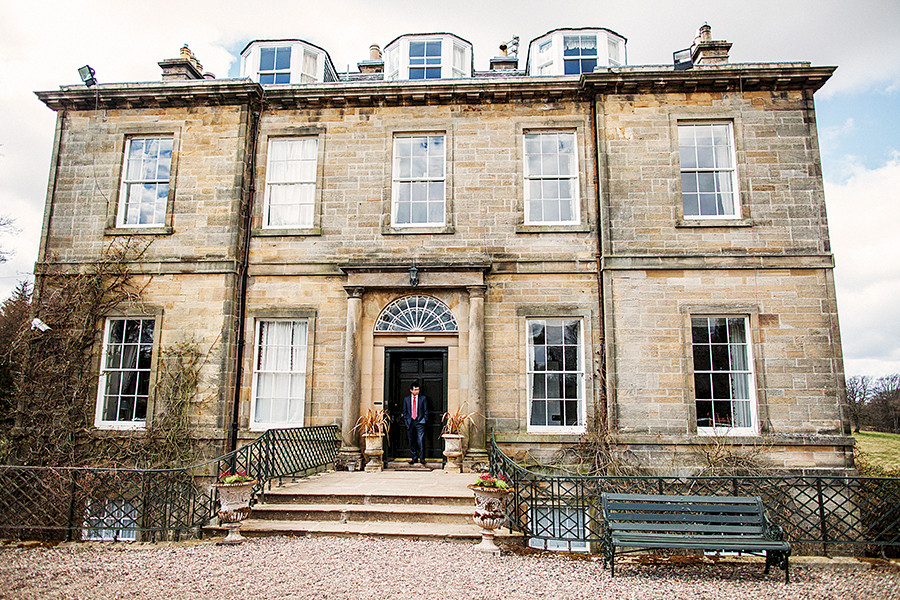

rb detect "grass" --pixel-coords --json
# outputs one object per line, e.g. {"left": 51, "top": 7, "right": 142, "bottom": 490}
{"left": 853, "top": 430, "right": 900, "bottom": 473}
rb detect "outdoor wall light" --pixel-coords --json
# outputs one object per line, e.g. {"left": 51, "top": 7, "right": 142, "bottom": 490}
{"left": 408, "top": 265, "right": 419, "bottom": 287}
{"left": 78, "top": 65, "right": 97, "bottom": 87}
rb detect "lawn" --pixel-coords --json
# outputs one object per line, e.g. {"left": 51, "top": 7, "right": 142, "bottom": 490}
{"left": 853, "top": 430, "right": 900, "bottom": 471}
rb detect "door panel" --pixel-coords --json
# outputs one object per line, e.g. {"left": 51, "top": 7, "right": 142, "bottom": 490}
{"left": 385, "top": 349, "right": 448, "bottom": 461}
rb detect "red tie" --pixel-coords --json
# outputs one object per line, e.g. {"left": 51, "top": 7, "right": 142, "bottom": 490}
{"left": 412, "top": 396, "right": 417, "bottom": 420}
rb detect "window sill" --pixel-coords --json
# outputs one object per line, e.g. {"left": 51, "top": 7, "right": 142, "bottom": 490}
{"left": 382, "top": 225, "right": 455, "bottom": 235}
{"left": 252, "top": 227, "right": 322, "bottom": 237}
{"left": 516, "top": 223, "right": 590, "bottom": 234}
{"left": 676, "top": 219, "right": 752, "bottom": 228}
{"left": 93, "top": 422, "right": 147, "bottom": 432}
{"left": 105, "top": 226, "right": 173, "bottom": 236}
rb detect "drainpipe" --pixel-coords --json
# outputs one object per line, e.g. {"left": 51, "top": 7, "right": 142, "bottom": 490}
{"left": 589, "top": 89, "right": 609, "bottom": 435}
{"left": 228, "top": 105, "right": 262, "bottom": 453}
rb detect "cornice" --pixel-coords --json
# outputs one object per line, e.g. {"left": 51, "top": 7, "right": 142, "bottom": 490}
{"left": 34, "top": 62, "right": 836, "bottom": 112}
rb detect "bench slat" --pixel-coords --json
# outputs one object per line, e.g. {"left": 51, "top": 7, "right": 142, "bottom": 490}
{"left": 604, "top": 493, "right": 759, "bottom": 504}
{"left": 609, "top": 522, "right": 764, "bottom": 535}
{"left": 608, "top": 512, "right": 762, "bottom": 525}
{"left": 606, "top": 501, "right": 761, "bottom": 514}
{"left": 610, "top": 533, "right": 789, "bottom": 551}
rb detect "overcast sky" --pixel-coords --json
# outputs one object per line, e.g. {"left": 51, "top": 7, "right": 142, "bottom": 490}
{"left": 1, "top": 0, "right": 898, "bottom": 377}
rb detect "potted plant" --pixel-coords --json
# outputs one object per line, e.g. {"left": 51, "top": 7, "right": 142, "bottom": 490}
{"left": 212, "top": 469, "right": 257, "bottom": 545}
{"left": 355, "top": 408, "right": 390, "bottom": 472}
{"left": 441, "top": 406, "right": 472, "bottom": 472}
{"left": 467, "top": 473, "right": 511, "bottom": 554}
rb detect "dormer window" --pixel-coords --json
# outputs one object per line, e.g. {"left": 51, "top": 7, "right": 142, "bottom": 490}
{"left": 527, "top": 28, "right": 626, "bottom": 76}
{"left": 409, "top": 40, "right": 442, "bottom": 79}
{"left": 259, "top": 46, "right": 291, "bottom": 84}
{"left": 563, "top": 35, "right": 598, "bottom": 74}
{"left": 384, "top": 33, "right": 472, "bottom": 80}
{"left": 241, "top": 39, "right": 338, "bottom": 84}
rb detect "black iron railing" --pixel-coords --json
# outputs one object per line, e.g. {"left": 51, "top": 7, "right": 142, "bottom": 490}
{"left": 0, "top": 425, "right": 340, "bottom": 542}
{"left": 489, "top": 438, "right": 900, "bottom": 553}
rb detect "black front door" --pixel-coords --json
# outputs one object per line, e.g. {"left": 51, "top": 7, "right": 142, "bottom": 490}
{"left": 385, "top": 348, "right": 448, "bottom": 461}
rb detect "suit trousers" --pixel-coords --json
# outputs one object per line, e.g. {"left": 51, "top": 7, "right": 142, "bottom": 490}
{"left": 406, "top": 420, "right": 426, "bottom": 462}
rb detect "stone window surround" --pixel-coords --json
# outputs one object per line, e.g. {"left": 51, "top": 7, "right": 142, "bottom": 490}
{"left": 382, "top": 123, "right": 455, "bottom": 235}
{"left": 668, "top": 111, "right": 752, "bottom": 228}
{"left": 104, "top": 126, "right": 181, "bottom": 237}
{"left": 515, "top": 119, "right": 592, "bottom": 234}
{"left": 245, "top": 307, "right": 318, "bottom": 431}
{"left": 678, "top": 303, "right": 767, "bottom": 436}
{"left": 517, "top": 304, "right": 595, "bottom": 435}
{"left": 93, "top": 306, "right": 164, "bottom": 431}
{"left": 252, "top": 125, "right": 327, "bottom": 237}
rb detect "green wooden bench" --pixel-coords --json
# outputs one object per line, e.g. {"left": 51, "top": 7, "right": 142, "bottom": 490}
{"left": 601, "top": 492, "right": 791, "bottom": 582}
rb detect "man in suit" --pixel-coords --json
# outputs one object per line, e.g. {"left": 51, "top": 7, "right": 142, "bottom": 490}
{"left": 402, "top": 382, "right": 428, "bottom": 466}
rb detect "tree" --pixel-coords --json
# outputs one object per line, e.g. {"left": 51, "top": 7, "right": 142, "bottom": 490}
{"left": 0, "top": 281, "right": 31, "bottom": 457}
{"left": 845, "top": 375, "right": 872, "bottom": 434}
{"left": 0, "top": 216, "right": 15, "bottom": 264}
{"left": 869, "top": 374, "right": 900, "bottom": 434}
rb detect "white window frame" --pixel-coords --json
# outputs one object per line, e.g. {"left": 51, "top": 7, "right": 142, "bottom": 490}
{"left": 678, "top": 122, "right": 740, "bottom": 219}
{"left": 95, "top": 317, "right": 155, "bottom": 430}
{"left": 249, "top": 319, "right": 309, "bottom": 431}
{"left": 300, "top": 50, "right": 318, "bottom": 83}
{"left": 690, "top": 315, "right": 757, "bottom": 436}
{"left": 116, "top": 137, "right": 173, "bottom": 228}
{"left": 451, "top": 43, "right": 468, "bottom": 78}
{"left": 526, "top": 317, "right": 586, "bottom": 434}
{"left": 562, "top": 34, "right": 599, "bottom": 75}
{"left": 408, "top": 39, "right": 442, "bottom": 80}
{"left": 528, "top": 505, "right": 588, "bottom": 552}
{"left": 83, "top": 497, "right": 138, "bottom": 542}
{"left": 524, "top": 131, "right": 580, "bottom": 225}
{"left": 263, "top": 137, "right": 319, "bottom": 229}
{"left": 390, "top": 134, "right": 446, "bottom": 228}
{"left": 258, "top": 45, "right": 292, "bottom": 84}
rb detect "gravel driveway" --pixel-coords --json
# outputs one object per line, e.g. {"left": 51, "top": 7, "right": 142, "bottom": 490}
{"left": 1, "top": 536, "right": 898, "bottom": 600}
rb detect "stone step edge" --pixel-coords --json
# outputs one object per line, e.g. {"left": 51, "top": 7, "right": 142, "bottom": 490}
{"left": 252, "top": 503, "right": 474, "bottom": 515}
{"left": 259, "top": 493, "right": 475, "bottom": 505}
{"left": 206, "top": 519, "right": 523, "bottom": 539}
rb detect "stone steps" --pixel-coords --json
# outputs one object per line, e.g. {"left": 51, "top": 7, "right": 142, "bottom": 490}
{"left": 205, "top": 469, "right": 523, "bottom": 544}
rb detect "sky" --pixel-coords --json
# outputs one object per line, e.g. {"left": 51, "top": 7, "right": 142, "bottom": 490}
{"left": 0, "top": 0, "right": 898, "bottom": 377}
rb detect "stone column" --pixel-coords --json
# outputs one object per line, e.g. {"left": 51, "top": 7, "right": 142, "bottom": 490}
{"left": 466, "top": 285, "right": 488, "bottom": 465}
{"left": 339, "top": 286, "right": 364, "bottom": 465}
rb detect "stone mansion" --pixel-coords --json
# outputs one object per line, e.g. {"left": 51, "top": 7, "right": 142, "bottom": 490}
{"left": 33, "top": 24, "right": 852, "bottom": 473}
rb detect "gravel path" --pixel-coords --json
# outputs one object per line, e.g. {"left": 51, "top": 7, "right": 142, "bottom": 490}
{"left": 1, "top": 536, "right": 898, "bottom": 600}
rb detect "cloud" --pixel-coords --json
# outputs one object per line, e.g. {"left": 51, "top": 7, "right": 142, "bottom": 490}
{"left": 826, "top": 155, "right": 900, "bottom": 376}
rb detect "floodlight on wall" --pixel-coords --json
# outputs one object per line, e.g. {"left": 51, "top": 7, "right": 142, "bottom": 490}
{"left": 673, "top": 49, "right": 693, "bottom": 71}
{"left": 408, "top": 265, "right": 419, "bottom": 287}
{"left": 78, "top": 65, "right": 97, "bottom": 87}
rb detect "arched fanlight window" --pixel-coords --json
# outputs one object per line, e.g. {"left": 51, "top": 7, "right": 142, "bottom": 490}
{"left": 375, "top": 295, "right": 458, "bottom": 332}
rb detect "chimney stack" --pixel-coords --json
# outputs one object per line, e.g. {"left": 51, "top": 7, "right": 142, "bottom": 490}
{"left": 490, "top": 42, "right": 518, "bottom": 71}
{"left": 358, "top": 43, "right": 384, "bottom": 74}
{"left": 690, "top": 23, "right": 732, "bottom": 65}
{"left": 159, "top": 44, "right": 205, "bottom": 80}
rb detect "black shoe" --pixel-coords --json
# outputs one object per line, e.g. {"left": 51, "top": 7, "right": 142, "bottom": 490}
{"left": 419, "top": 460, "right": 427, "bottom": 466}
{"left": 409, "top": 459, "right": 416, "bottom": 465}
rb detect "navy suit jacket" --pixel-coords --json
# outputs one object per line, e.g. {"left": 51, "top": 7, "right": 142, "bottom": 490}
{"left": 402, "top": 394, "right": 428, "bottom": 426}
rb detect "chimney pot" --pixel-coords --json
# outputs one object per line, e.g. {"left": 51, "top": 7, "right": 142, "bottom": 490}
{"left": 499, "top": 43, "right": 508, "bottom": 57}
{"left": 369, "top": 44, "right": 382, "bottom": 60}
{"left": 690, "top": 22, "right": 731, "bottom": 65}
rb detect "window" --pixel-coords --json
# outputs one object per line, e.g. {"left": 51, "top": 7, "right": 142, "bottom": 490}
{"left": 537, "top": 40, "right": 553, "bottom": 75}
{"left": 679, "top": 123, "right": 739, "bottom": 218}
{"left": 117, "top": 137, "right": 173, "bottom": 227}
{"left": 251, "top": 320, "right": 308, "bottom": 428}
{"left": 528, "top": 506, "right": 588, "bottom": 552}
{"left": 524, "top": 132, "right": 579, "bottom": 224}
{"left": 608, "top": 38, "right": 622, "bottom": 66}
{"left": 409, "top": 40, "right": 441, "bottom": 79}
{"left": 375, "top": 296, "right": 458, "bottom": 332}
{"left": 563, "top": 35, "right": 597, "bottom": 74}
{"left": 96, "top": 318, "right": 155, "bottom": 429}
{"left": 691, "top": 316, "right": 755, "bottom": 434}
{"left": 259, "top": 46, "right": 291, "bottom": 84}
{"left": 264, "top": 137, "right": 318, "bottom": 228}
{"left": 300, "top": 50, "right": 317, "bottom": 83}
{"left": 83, "top": 498, "right": 138, "bottom": 541}
{"left": 391, "top": 135, "right": 445, "bottom": 227}
{"left": 452, "top": 44, "right": 467, "bottom": 78}
{"left": 528, "top": 318, "right": 584, "bottom": 431}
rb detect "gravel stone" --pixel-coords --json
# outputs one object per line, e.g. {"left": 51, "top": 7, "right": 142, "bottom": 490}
{"left": 0, "top": 536, "right": 898, "bottom": 600}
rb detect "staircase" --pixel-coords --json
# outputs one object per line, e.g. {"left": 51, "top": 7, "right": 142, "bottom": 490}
{"left": 207, "top": 469, "right": 523, "bottom": 543}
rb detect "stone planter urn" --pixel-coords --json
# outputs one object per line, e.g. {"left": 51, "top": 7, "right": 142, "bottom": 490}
{"left": 442, "top": 434, "right": 464, "bottom": 472}
{"left": 213, "top": 479, "right": 257, "bottom": 545}
{"left": 362, "top": 433, "right": 384, "bottom": 472}
{"left": 468, "top": 484, "right": 511, "bottom": 554}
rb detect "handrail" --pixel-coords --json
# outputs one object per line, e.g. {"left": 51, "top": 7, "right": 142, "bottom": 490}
{"left": 0, "top": 425, "right": 340, "bottom": 542}
{"left": 489, "top": 436, "right": 900, "bottom": 552}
